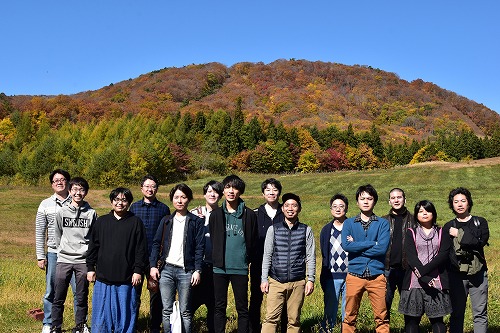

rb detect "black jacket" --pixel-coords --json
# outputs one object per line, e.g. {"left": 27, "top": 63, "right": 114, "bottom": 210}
{"left": 209, "top": 205, "right": 258, "bottom": 270}
{"left": 383, "top": 209, "right": 416, "bottom": 269}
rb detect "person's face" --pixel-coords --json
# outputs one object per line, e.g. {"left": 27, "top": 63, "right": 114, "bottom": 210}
{"left": 263, "top": 184, "right": 280, "bottom": 205}
{"left": 141, "top": 179, "right": 158, "bottom": 201}
{"left": 204, "top": 186, "right": 220, "bottom": 206}
{"left": 330, "top": 199, "right": 347, "bottom": 219}
{"left": 452, "top": 194, "right": 470, "bottom": 216}
{"left": 70, "top": 185, "right": 87, "bottom": 204}
{"left": 357, "top": 191, "right": 376, "bottom": 214}
{"left": 51, "top": 173, "right": 68, "bottom": 195}
{"left": 282, "top": 199, "right": 300, "bottom": 221}
{"left": 417, "top": 206, "right": 433, "bottom": 226}
{"left": 223, "top": 184, "right": 241, "bottom": 203}
{"left": 389, "top": 190, "right": 406, "bottom": 211}
{"left": 172, "top": 189, "right": 190, "bottom": 212}
{"left": 112, "top": 193, "right": 130, "bottom": 214}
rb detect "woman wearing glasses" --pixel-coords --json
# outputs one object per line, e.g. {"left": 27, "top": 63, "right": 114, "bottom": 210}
{"left": 86, "top": 187, "right": 148, "bottom": 333}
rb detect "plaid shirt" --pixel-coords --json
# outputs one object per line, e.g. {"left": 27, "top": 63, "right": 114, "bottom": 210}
{"left": 130, "top": 198, "right": 170, "bottom": 254}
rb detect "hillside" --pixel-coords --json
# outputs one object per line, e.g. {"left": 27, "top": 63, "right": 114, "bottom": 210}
{"left": 2, "top": 59, "right": 499, "bottom": 140}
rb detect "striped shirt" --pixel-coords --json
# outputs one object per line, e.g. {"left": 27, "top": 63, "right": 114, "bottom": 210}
{"left": 35, "top": 194, "right": 72, "bottom": 260}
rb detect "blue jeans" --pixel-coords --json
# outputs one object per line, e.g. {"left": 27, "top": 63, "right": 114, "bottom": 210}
{"left": 159, "top": 264, "right": 193, "bottom": 333}
{"left": 321, "top": 278, "right": 346, "bottom": 331}
{"left": 91, "top": 281, "right": 138, "bottom": 333}
{"left": 43, "top": 252, "right": 76, "bottom": 326}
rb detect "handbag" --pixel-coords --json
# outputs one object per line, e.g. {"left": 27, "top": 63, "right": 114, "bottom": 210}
{"left": 170, "top": 300, "right": 182, "bottom": 333}
{"left": 147, "top": 222, "right": 168, "bottom": 292}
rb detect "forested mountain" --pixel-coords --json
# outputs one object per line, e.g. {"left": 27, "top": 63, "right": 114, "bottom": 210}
{"left": 1, "top": 59, "right": 499, "bottom": 186}
{"left": 2, "top": 59, "right": 499, "bottom": 140}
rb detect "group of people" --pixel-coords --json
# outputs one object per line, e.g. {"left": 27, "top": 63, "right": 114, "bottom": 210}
{"left": 35, "top": 169, "right": 489, "bottom": 333}
{"left": 319, "top": 186, "right": 489, "bottom": 333}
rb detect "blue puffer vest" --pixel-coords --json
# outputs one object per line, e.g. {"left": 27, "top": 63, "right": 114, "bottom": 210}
{"left": 270, "top": 221, "right": 307, "bottom": 283}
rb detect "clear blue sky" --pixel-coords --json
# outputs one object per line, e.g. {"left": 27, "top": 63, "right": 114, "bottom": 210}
{"left": 1, "top": 1, "right": 499, "bottom": 114}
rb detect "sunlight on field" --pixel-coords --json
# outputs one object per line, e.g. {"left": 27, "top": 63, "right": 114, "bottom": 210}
{"left": 1, "top": 162, "right": 499, "bottom": 332}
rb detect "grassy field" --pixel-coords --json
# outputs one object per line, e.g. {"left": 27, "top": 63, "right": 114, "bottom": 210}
{"left": 1, "top": 160, "right": 499, "bottom": 332}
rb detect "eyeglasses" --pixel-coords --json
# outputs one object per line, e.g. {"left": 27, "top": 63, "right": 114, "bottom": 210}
{"left": 331, "top": 205, "right": 346, "bottom": 210}
{"left": 52, "top": 178, "right": 67, "bottom": 184}
{"left": 113, "top": 197, "right": 129, "bottom": 203}
{"left": 142, "top": 185, "right": 157, "bottom": 190}
{"left": 71, "top": 188, "right": 86, "bottom": 194}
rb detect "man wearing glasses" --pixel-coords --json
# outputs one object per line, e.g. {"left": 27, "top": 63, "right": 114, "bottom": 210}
{"left": 130, "top": 175, "right": 171, "bottom": 333}
{"left": 35, "top": 169, "right": 74, "bottom": 333}
{"left": 86, "top": 187, "right": 148, "bottom": 333}
{"left": 319, "top": 193, "right": 349, "bottom": 332}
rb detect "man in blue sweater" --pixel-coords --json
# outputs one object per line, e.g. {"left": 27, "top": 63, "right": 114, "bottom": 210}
{"left": 341, "top": 184, "right": 390, "bottom": 333}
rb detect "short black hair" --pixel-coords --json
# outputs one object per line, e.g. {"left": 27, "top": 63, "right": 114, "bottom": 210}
{"left": 330, "top": 193, "right": 349, "bottom": 213}
{"left": 261, "top": 178, "right": 282, "bottom": 195}
{"left": 69, "top": 177, "right": 89, "bottom": 193}
{"left": 389, "top": 188, "right": 406, "bottom": 199}
{"left": 282, "top": 193, "right": 301, "bottom": 209}
{"left": 203, "top": 180, "right": 223, "bottom": 196}
{"left": 414, "top": 200, "right": 438, "bottom": 226}
{"left": 109, "top": 187, "right": 133, "bottom": 203}
{"left": 222, "top": 174, "right": 246, "bottom": 194}
{"left": 169, "top": 183, "right": 194, "bottom": 202}
{"left": 49, "top": 169, "right": 70, "bottom": 184}
{"left": 448, "top": 187, "right": 473, "bottom": 214}
{"left": 141, "top": 174, "right": 159, "bottom": 187}
{"left": 356, "top": 184, "right": 378, "bottom": 204}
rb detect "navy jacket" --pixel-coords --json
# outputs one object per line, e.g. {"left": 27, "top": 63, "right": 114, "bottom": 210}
{"left": 149, "top": 211, "right": 205, "bottom": 272}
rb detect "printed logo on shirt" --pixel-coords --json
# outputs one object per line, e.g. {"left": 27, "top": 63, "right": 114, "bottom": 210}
{"left": 226, "top": 223, "right": 244, "bottom": 237}
{"left": 63, "top": 217, "right": 91, "bottom": 228}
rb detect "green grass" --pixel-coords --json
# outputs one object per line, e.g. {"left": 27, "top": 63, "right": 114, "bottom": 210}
{"left": 1, "top": 161, "right": 499, "bottom": 332}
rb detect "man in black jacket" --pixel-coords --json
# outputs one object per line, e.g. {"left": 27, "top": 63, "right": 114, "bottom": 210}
{"left": 382, "top": 188, "right": 415, "bottom": 319}
{"left": 209, "top": 175, "right": 258, "bottom": 333}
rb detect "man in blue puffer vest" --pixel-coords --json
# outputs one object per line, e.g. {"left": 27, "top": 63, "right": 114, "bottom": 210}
{"left": 260, "top": 193, "right": 316, "bottom": 333}
{"left": 341, "top": 184, "right": 390, "bottom": 333}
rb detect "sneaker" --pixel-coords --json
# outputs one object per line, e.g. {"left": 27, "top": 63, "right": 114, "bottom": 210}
{"left": 49, "top": 327, "right": 62, "bottom": 333}
{"left": 42, "top": 325, "right": 51, "bottom": 333}
{"left": 72, "top": 323, "right": 90, "bottom": 333}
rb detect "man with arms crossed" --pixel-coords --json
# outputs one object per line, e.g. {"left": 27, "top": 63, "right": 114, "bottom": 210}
{"left": 341, "top": 184, "right": 390, "bottom": 333}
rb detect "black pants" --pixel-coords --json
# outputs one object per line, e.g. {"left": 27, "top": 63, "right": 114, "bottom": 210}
{"left": 213, "top": 273, "right": 249, "bottom": 333}
{"left": 192, "top": 264, "right": 215, "bottom": 333}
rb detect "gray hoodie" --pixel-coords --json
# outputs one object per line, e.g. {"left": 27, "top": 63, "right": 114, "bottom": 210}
{"left": 54, "top": 201, "right": 97, "bottom": 264}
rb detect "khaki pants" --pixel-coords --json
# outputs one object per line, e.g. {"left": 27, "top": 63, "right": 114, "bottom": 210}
{"left": 261, "top": 278, "right": 306, "bottom": 333}
{"left": 342, "top": 274, "right": 389, "bottom": 333}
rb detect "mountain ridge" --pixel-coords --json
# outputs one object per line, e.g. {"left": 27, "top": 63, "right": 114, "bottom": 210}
{"left": 3, "top": 59, "right": 499, "bottom": 140}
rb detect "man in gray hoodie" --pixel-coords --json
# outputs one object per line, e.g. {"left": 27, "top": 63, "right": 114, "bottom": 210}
{"left": 50, "top": 177, "right": 97, "bottom": 333}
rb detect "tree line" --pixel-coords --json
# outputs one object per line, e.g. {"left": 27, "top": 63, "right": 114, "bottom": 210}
{"left": 0, "top": 106, "right": 499, "bottom": 187}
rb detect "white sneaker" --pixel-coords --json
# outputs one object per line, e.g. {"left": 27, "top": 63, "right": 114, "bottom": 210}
{"left": 82, "top": 323, "right": 90, "bottom": 333}
{"left": 42, "top": 325, "right": 51, "bottom": 333}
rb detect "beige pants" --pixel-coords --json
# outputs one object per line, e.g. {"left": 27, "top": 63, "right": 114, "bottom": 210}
{"left": 261, "top": 278, "right": 306, "bottom": 333}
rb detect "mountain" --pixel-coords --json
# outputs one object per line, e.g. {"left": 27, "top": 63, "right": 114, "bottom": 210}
{"left": 3, "top": 59, "right": 499, "bottom": 139}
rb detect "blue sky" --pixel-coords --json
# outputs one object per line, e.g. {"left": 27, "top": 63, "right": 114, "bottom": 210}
{"left": 1, "top": 1, "right": 499, "bottom": 114}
